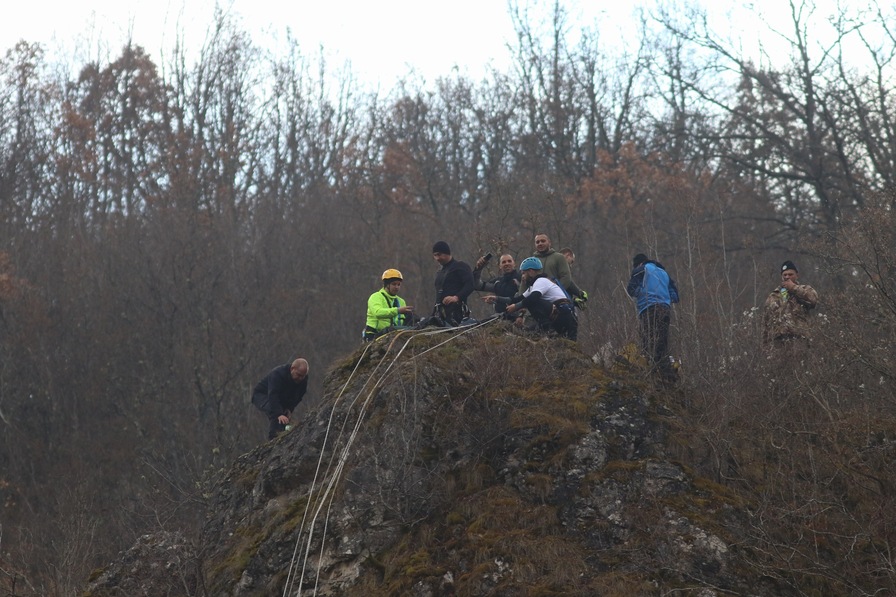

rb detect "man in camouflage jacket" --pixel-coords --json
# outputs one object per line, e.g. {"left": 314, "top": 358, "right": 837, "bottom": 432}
{"left": 762, "top": 260, "right": 818, "bottom": 348}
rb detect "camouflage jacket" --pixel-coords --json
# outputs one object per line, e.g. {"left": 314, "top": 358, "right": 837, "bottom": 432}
{"left": 762, "top": 283, "right": 818, "bottom": 343}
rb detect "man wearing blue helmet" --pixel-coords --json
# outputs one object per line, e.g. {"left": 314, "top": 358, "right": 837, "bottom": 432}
{"left": 520, "top": 233, "right": 588, "bottom": 309}
{"left": 485, "top": 256, "right": 578, "bottom": 340}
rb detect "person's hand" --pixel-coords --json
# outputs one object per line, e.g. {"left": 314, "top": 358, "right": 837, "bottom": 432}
{"left": 442, "top": 295, "right": 458, "bottom": 305}
{"left": 506, "top": 303, "right": 516, "bottom": 314}
{"left": 277, "top": 414, "right": 290, "bottom": 425}
{"left": 399, "top": 305, "right": 414, "bottom": 314}
{"left": 574, "top": 291, "right": 588, "bottom": 309}
{"left": 475, "top": 257, "right": 487, "bottom": 270}
{"left": 483, "top": 295, "right": 497, "bottom": 304}
{"left": 514, "top": 316, "right": 524, "bottom": 328}
{"left": 781, "top": 279, "right": 797, "bottom": 291}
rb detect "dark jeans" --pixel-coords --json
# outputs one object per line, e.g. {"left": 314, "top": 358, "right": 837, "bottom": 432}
{"left": 552, "top": 304, "right": 578, "bottom": 341}
{"left": 253, "top": 392, "right": 287, "bottom": 439}
{"left": 638, "top": 304, "right": 673, "bottom": 378}
{"left": 267, "top": 417, "right": 287, "bottom": 439}
{"left": 530, "top": 302, "right": 578, "bottom": 341}
{"left": 439, "top": 302, "right": 469, "bottom": 325}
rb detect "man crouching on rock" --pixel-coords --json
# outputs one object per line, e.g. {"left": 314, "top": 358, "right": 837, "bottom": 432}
{"left": 485, "top": 257, "right": 578, "bottom": 341}
{"left": 251, "top": 358, "right": 309, "bottom": 440}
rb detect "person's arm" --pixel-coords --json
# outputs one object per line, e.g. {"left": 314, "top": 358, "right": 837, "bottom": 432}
{"left": 504, "top": 280, "right": 537, "bottom": 312}
{"left": 626, "top": 266, "right": 645, "bottom": 297}
{"left": 551, "top": 256, "right": 576, "bottom": 294}
{"left": 471, "top": 257, "right": 488, "bottom": 291}
{"left": 456, "top": 263, "right": 475, "bottom": 302}
{"left": 493, "top": 292, "right": 523, "bottom": 305}
{"left": 554, "top": 256, "right": 583, "bottom": 297}
{"left": 472, "top": 267, "right": 485, "bottom": 291}
{"left": 669, "top": 277, "right": 680, "bottom": 304}
{"left": 792, "top": 284, "right": 817, "bottom": 309}
{"left": 566, "top": 279, "right": 584, "bottom": 298}
{"left": 267, "top": 368, "right": 290, "bottom": 422}
{"left": 280, "top": 374, "right": 310, "bottom": 423}
{"left": 478, "top": 272, "right": 504, "bottom": 293}
{"left": 368, "top": 292, "right": 401, "bottom": 320}
{"left": 518, "top": 290, "right": 545, "bottom": 310}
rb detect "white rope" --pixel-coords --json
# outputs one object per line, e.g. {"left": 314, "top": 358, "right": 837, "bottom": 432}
{"left": 298, "top": 327, "right": 461, "bottom": 595}
{"left": 411, "top": 316, "right": 501, "bottom": 358}
{"left": 281, "top": 340, "right": 374, "bottom": 595}
{"left": 282, "top": 326, "right": 452, "bottom": 596}
{"left": 284, "top": 318, "right": 502, "bottom": 596}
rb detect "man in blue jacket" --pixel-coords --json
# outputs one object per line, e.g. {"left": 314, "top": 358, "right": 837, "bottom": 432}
{"left": 626, "top": 253, "right": 680, "bottom": 381}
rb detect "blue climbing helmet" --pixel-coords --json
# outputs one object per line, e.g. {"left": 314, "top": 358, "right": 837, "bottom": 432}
{"left": 519, "top": 257, "right": 543, "bottom": 271}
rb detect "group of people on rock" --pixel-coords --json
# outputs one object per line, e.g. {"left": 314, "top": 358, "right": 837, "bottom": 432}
{"left": 363, "top": 235, "right": 590, "bottom": 344}
{"left": 362, "top": 235, "right": 819, "bottom": 369}
{"left": 251, "top": 234, "right": 818, "bottom": 439}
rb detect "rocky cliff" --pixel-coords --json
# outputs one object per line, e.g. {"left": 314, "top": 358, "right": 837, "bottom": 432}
{"left": 85, "top": 325, "right": 789, "bottom": 596}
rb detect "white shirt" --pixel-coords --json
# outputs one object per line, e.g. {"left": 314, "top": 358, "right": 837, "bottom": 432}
{"left": 523, "top": 276, "right": 567, "bottom": 303}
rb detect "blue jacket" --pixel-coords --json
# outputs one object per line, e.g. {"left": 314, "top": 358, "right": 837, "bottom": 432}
{"left": 626, "top": 261, "right": 680, "bottom": 314}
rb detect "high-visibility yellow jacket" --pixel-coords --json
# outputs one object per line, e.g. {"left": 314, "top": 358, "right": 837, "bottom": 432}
{"left": 365, "top": 289, "right": 409, "bottom": 335}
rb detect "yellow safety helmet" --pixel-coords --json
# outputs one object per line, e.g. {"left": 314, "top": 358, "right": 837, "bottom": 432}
{"left": 382, "top": 269, "right": 403, "bottom": 282}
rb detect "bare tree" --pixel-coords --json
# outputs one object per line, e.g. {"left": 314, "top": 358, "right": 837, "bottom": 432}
{"left": 653, "top": 0, "right": 896, "bottom": 232}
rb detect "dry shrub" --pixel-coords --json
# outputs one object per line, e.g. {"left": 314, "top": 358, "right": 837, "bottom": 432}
{"left": 670, "top": 191, "right": 896, "bottom": 594}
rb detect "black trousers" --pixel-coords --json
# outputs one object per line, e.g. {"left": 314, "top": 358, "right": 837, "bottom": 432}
{"left": 253, "top": 392, "right": 288, "bottom": 439}
{"left": 531, "top": 303, "right": 578, "bottom": 341}
{"left": 440, "top": 302, "right": 468, "bottom": 325}
{"left": 551, "top": 305, "right": 578, "bottom": 340}
{"left": 638, "top": 304, "right": 673, "bottom": 378}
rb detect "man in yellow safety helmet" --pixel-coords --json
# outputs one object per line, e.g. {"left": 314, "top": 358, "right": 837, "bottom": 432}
{"left": 363, "top": 269, "right": 415, "bottom": 341}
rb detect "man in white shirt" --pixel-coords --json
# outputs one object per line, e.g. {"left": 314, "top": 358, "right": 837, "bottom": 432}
{"left": 485, "top": 257, "right": 578, "bottom": 340}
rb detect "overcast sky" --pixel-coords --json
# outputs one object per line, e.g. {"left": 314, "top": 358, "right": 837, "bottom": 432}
{"left": 2, "top": 0, "right": 588, "bottom": 85}
{"left": 0, "top": 1, "right": 865, "bottom": 87}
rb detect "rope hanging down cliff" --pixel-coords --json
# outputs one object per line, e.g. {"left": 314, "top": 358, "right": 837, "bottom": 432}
{"left": 283, "top": 318, "right": 501, "bottom": 597}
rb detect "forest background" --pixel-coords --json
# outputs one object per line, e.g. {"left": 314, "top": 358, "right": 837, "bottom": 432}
{"left": 1, "top": 1, "right": 896, "bottom": 593}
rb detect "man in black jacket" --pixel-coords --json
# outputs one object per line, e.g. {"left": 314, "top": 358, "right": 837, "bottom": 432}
{"left": 473, "top": 253, "right": 521, "bottom": 318}
{"left": 432, "top": 241, "right": 475, "bottom": 325}
{"left": 251, "top": 358, "right": 309, "bottom": 439}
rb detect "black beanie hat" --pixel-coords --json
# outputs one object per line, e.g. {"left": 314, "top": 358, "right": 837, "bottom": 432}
{"left": 432, "top": 241, "right": 451, "bottom": 255}
{"left": 632, "top": 253, "right": 648, "bottom": 267}
{"left": 781, "top": 260, "right": 798, "bottom": 273}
